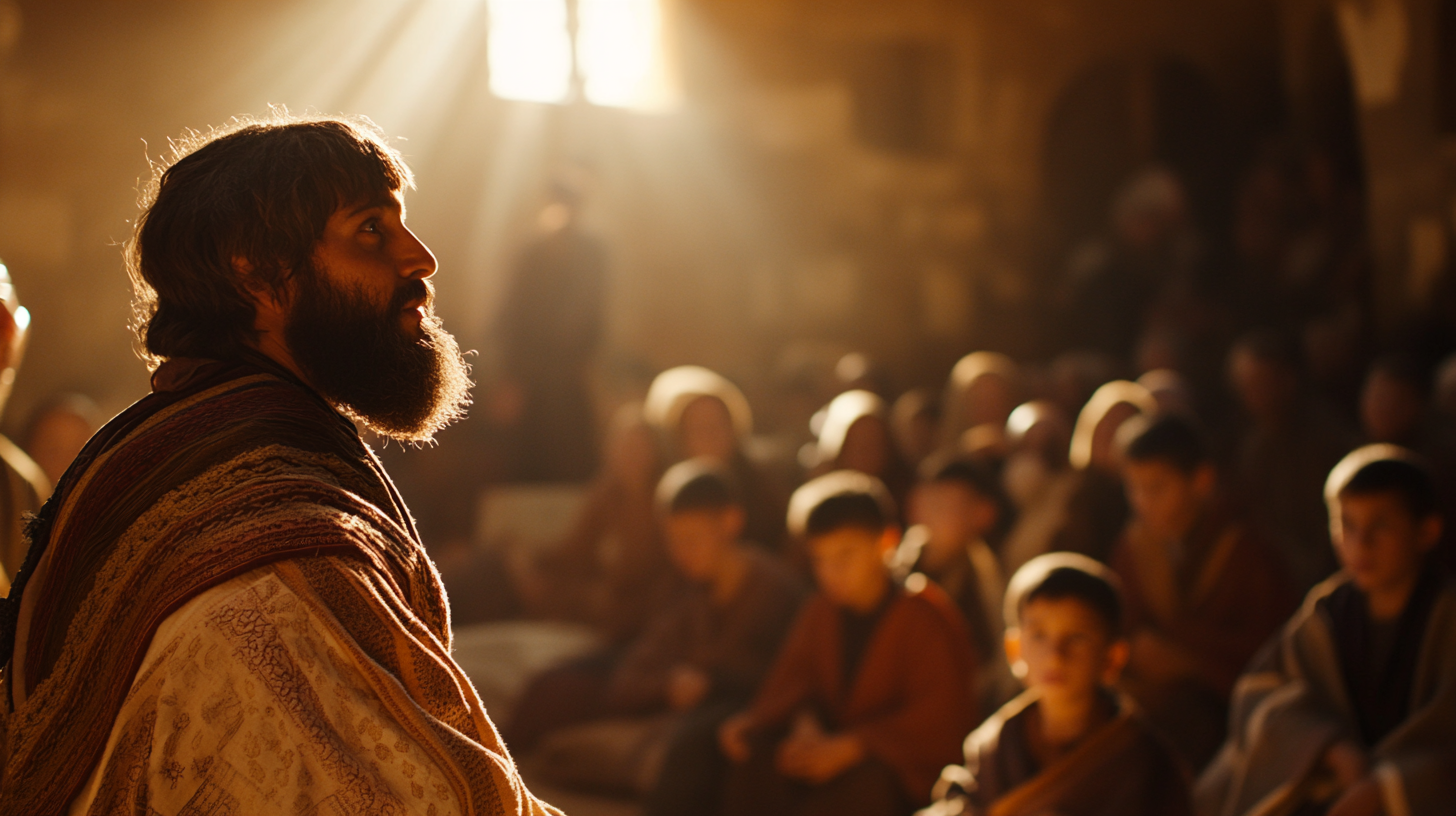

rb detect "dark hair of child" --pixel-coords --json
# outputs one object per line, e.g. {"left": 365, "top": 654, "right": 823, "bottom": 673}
{"left": 919, "top": 450, "right": 1016, "bottom": 543}
{"left": 1329, "top": 448, "right": 1439, "bottom": 521}
{"left": 788, "top": 471, "right": 897, "bottom": 539}
{"left": 1120, "top": 414, "right": 1209, "bottom": 475}
{"left": 1023, "top": 567, "right": 1123, "bottom": 637}
{"left": 656, "top": 458, "right": 743, "bottom": 514}
{"left": 1005, "top": 552, "right": 1125, "bottom": 638}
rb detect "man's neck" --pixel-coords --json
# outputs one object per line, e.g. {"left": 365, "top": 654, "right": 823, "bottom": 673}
{"left": 250, "top": 333, "right": 312, "bottom": 390}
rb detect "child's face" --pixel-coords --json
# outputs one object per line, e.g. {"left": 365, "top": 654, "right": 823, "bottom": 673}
{"left": 1122, "top": 459, "right": 1211, "bottom": 543}
{"left": 679, "top": 396, "right": 738, "bottom": 461}
{"left": 1331, "top": 491, "right": 1440, "bottom": 597}
{"left": 1010, "top": 597, "right": 1124, "bottom": 703}
{"left": 838, "top": 416, "right": 891, "bottom": 476}
{"left": 664, "top": 508, "right": 742, "bottom": 583}
{"left": 808, "top": 526, "right": 894, "bottom": 612}
{"left": 908, "top": 482, "right": 996, "bottom": 567}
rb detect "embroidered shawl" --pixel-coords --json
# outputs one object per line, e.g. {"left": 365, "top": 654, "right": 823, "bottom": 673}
{"left": 0, "top": 358, "right": 553, "bottom": 816}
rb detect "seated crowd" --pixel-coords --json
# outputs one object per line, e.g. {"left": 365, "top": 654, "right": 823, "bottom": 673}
{"left": 497, "top": 342, "right": 1456, "bottom": 816}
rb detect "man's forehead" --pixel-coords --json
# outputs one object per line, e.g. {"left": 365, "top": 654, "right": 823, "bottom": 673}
{"left": 342, "top": 189, "right": 406, "bottom": 217}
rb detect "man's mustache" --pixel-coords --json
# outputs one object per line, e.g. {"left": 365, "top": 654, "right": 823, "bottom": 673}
{"left": 390, "top": 279, "right": 433, "bottom": 313}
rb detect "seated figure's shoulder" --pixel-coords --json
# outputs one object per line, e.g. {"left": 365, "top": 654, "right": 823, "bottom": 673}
{"left": 900, "top": 576, "right": 972, "bottom": 633}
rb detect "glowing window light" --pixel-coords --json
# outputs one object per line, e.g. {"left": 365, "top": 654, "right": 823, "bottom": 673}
{"left": 487, "top": 0, "right": 573, "bottom": 104}
{"left": 576, "top": 0, "right": 674, "bottom": 110}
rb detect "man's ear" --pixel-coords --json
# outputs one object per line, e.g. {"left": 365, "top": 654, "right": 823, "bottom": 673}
{"left": 1004, "top": 628, "right": 1026, "bottom": 679}
{"left": 233, "top": 257, "right": 288, "bottom": 325}
{"left": 1102, "top": 637, "right": 1131, "bottom": 686}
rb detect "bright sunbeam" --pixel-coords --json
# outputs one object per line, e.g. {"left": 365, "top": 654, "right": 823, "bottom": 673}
{"left": 577, "top": 0, "right": 674, "bottom": 110}
{"left": 487, "top": 0, "right": 572, "bottom": 104}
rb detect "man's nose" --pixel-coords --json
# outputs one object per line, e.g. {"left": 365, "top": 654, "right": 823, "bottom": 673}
{"left": 399, "top": 226, "right": 438, "bottom": 280}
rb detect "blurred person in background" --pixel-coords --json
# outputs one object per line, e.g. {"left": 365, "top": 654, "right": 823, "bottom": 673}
{"left": 890, "top": 387, "right": 941, "bottom": 472}
{"left": 0, "top": 262, "right": 50, "bottom": 592}
{"left": 901, "top": 452, "right": 1016, "bottom": 711}
{"left": 940, "top": 352, "right": 1021, "bottom": 453}
{"left": 809, "top": 389, "right": 912, "bottom": 509}
{"left": 495, "top": 176, "right": 606, "bottom": 482}
{"left": 1111, "top": 415, "right": 1294, "bottom": 772}
{"left": 1055, "top": 167, "right": 1202, "bottom": 362}
{"left": 999, "top": 400, "right": 1080, "bottom": 577}
{"left": 719, "top": 472, "right": 977, "bottom": 816}
{"left": 1057, "top": 380, "right": 1158, "bottom": 563}
{"left": 512, "top": 403, "right": 676, "bottom": 643}
{"left": 1226, "top": 329, "right": 1356, "bottom": 591}
{"left": 21, "top": 392, "right": 99, "bottom": 488}
{"left": 1197, "top": 447, "right": 1456, "bottom": 816}
{"left": 625, "top": 460, "right": 804, "bottom": 816}
{"left": 645, "top": 365, "right": 788, "bottom": 552}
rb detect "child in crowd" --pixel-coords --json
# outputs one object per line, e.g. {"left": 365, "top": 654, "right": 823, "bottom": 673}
{"left": 903, "top": 451, "right": 1016, "bottom": 710}
{"left": 718, "top": 471, "right": 978, "bottom": 816}
{"left": 1197, "top": 446, "right": 1456, "bottom": 816}
{"left": 622, "top": 459, "right": 806, "bottom": 816}
{"left": 505, "top": 459, "right": 803, "bottom": 765}
{"left": 1058, "top": 380, "right": 1157, "bottom": 562}
{"left": 644, "top": 365, "right": 789, "bottom": 552}
{"left": 1110, "top": 414, "right": 1294, "bottom": 770}
{"left": 923, "top": 552, "right": 1191, "bottom": 816}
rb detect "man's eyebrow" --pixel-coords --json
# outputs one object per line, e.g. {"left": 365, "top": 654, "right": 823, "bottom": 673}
{"left": 346, "top": 194, "right": 399, "bottom": 217}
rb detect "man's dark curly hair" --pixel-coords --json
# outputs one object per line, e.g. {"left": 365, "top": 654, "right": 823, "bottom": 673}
{"left": 125, "top": 113, "right": 413, "bottom": 368}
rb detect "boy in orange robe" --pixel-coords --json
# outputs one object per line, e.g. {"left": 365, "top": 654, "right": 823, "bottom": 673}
{"left": 719, "top": 471, "right": 979, "bottom": 816}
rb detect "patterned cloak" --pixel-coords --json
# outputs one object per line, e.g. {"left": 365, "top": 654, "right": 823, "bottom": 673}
{"left": 0, "top": 357, "right": 558, "bottom": 816}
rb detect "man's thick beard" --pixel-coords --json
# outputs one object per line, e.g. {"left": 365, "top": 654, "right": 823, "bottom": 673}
{"left": 285, "top": 270, "right": 471, "bottom": 443}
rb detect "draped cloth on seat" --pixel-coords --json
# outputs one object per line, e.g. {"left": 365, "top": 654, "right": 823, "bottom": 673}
{"left": 0, "top": 357, "right": 558, "bottom": 816}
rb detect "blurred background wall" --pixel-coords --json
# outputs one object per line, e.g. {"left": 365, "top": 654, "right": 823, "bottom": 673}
{"left": 0, "top": 0, "right": 1446, "bottom": 485}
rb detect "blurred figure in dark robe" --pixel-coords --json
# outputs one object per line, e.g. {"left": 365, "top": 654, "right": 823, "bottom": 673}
{"left": 1111, "top": 415, "right": 1295, "bottom": 772}
{"left": 1057, "top": 380, "right": 1158, "bottom": 563}
{"left": 1227, "top": 330, "right": 1357, "bottom": 592}
{"left": 21, "top": 393, "right": 99, "bottom": 488}
{"left": 512, "top": 403, "right": 677, "bottom": 643}
{"left": 1360, "top": 354, "right": 1456, "bottom": 568}
{"left": 810, "top": 390, "right": 913, "bottom": 511}
{"left": 0, "top": 263, "right": 49, "bottom": 589}
{"left": 496, "top": 180, "right": 606, "bottom": 482}
{"left": 1054, "top": 168, "right": 1203, "bottom": 362}
{"left": 999, "top": 400, "right": 1079, "bottom": 577}
{"left": 940, "top": 352, "right": 1022, "bottom": 453}
{"left": 890, "top": 388, "right": 941, "bottom": 473}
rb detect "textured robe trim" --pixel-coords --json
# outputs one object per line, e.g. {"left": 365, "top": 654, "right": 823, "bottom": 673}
{"left": 0, "top": 362, "right": 550, "bottom": 816}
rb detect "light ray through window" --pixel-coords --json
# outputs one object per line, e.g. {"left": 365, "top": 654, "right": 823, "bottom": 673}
{"left": 486, "top": 0, "right": 572, "bottom": 104}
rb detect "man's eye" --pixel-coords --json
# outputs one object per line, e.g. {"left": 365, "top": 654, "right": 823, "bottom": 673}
{"left": 362, "top": 219, "right": 382, "bottom": 234}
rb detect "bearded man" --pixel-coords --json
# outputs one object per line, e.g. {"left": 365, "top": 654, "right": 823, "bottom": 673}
{"left": 0, "top": 116, "right": 560, "bottom": 816}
